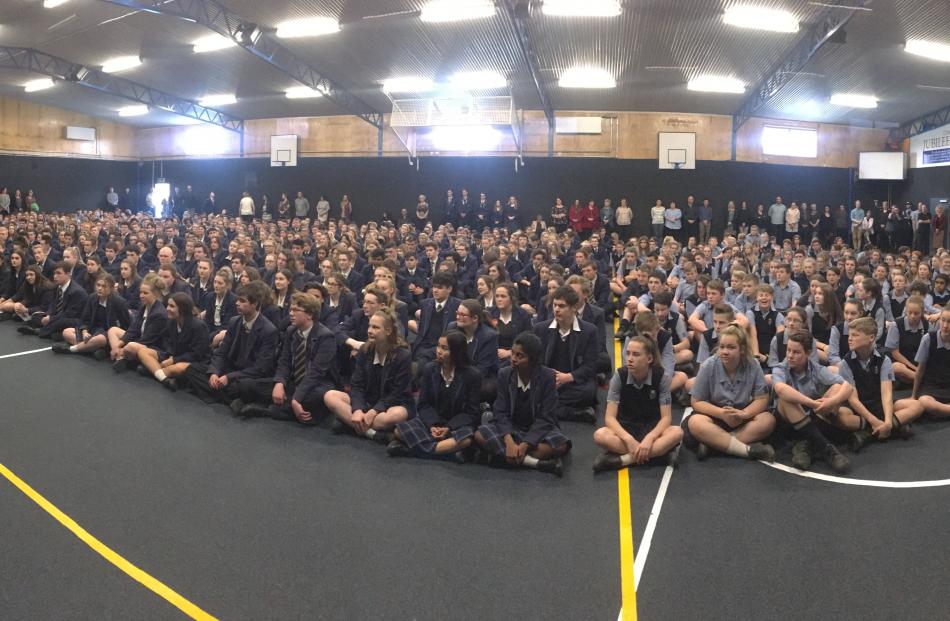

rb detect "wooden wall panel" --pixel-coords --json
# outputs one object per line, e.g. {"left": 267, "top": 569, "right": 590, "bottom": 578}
{"left": 617, "top": 112, "right": 733, "bottom": 160}
{"left": 0, "top": 95, "right": 137, "bottom": 159}
{"left": 735, "top": 117, "right": 888, "bottom": 168}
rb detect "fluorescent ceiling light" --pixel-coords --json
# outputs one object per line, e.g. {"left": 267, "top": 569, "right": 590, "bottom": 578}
{"left": 830, "top": 93, "right": 878, "bottom": 108}
{"left": 275, "top": 17, "right": 340, "bottom": 38}
{"left": 723, "top": 5, "right": 799, "bottom": 33}
{"left": 199, "top": 94, "right": 237, "bottom": 107}
{"left": 449, "top": 70, "right": 507, "bottom": 89}
{"left": 101, "top": 55, "right": 142, "bottom": 73}
{"left": 24, "top": 78, "right": 55, "bottom": 93}
{"left": 382, "top": 76, "right": 435, "bottom": 93}
{"left": 543, "top": 0, "right": 621, "bottom": 17}
{"left": 118, "top": 105, "right": 149, "bottom": 117}
{"left": 558, "top": 67, "right": 615, "bottom": 88}
{"left": 193, "top": 34, "right": 236, "bottom": 54}
{"left": 420, "top": 0, "right": 495, "bottom": 23}
{"left": 687, "top": 75, "right": 746, "bottom": 94}
{"left": 285, "top": 86, "right": 324, "bottom": 99}
{"left": 905, "top": 39, "right": 950, "bottom": 63}
{"left": 43, "top": 0, "right": 70, "bottom": 7}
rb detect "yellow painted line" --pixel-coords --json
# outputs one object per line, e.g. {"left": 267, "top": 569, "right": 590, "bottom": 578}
{"left": 617, "top": 467, "right": 638, "bottom": 621}
{"left": 0, "top": 463, "right": 219, "bottom": 621}
{"left": 614, "top": 317, "right": 622, "bottom": 368}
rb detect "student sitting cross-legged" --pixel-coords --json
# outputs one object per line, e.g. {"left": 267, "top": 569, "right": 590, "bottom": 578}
{"left": 474, "top": 332, "right": 571, "bottom": 477}
{"left": 182, "top": 283, "right": 279, "bottom": 409}
{"left": 387, "top": 330, "right": 482, "bottom": 460}
{"left": 324, "top": 308, "right": 415, "bottom": 443}
{"left": 592, "top": 336, "right": 683, "bottom": 472}
{"left": 912, "top": 306, "right": 950, "bottom": 419}
{"left": 18, "top": 261, "right": 87, "bottom": 339}
{"left": 235, "top": 292, "right": 339, "bottom": 422}
{"left": 108, "top": 273, "right": 167, "bottom": 373}
{"left": 684, "top": 324, "right": 776, "bottom": 462}
{"left": 127, "top": 292, "right": 210, "bottom": 391}
{"left": 53, "top": 273, "right": 129, "bottom": 358}
{"left": 839, "top": 317, "right": 922, "bottom": 452}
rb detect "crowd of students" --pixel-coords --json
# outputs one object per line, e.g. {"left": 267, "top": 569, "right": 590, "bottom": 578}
{"left": 0, "top": 197, "right": 948, "bottom": 478}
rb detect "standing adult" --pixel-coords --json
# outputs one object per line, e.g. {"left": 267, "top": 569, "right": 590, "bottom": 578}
{"left": 663, "top": 201, "right": 682, "bottom": 243}
{"left": 614, "top": 198, "right": 633, "bottom": 242}
{"left": 106, "top": 187, "right": 119, "bottom": 210}
{"left": 698, "top": 198, "right": 712, "bottom": 244}
{"left": 650, "top": 200, "right": 666, "bottom": 243}
{"left": 933, "top": 204, "right": 947, "bottom": 253}
{"left": 239, "top": 191, "right": 255, "bottom": 223}
{"left": 340, "top": 194, "right": 353, "bottom": 224}
{"left": 315, "top": 195, "right": 330, "bottom": 226}
{"left": 0, "top": 188, "right": 9, "bottom": 216}
{"left": 683, "top": 195, "right": 698, "bottom": 243}
{"left": 294, "top": 191, "right": 310, "bottom": 219}
{"left": 915, "top": 203, "right": 932, "bottom": 255}
{"left": 768, "top": 196, "right": 786, "bottom": 242}
{"left": 442, "top": 189, "right": 457, "bottom": 228}
{"left": 203, "top": 192, "right": 217, "bottom": 215}
{"left": 784, "top": 201, "right": 801, "bottom": 241}
{"left": 850, "top": 200, "right": 865, "bottom": 251}
{"left": 551, "top": 198, "right": 568, "bottom": 233}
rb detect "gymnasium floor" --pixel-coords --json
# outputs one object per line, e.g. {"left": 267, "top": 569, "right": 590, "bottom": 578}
{"left": 1, "top": 324, "right": 949, "bottom": 620}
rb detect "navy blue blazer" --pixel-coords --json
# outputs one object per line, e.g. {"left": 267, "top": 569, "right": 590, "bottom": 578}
{"left": 202, "top": 290, "right": 238, "bottom": 333}
{"left": 324, "top": 291, "right": 356, "bottom": 330}
{"left": 3, "top": 267, "right": 25, "bottom": 299}
{"left": 274, "top": 323, "right": 339, "bottom": 402}
{"left": 47, "top": 280, "right": 88, "bottom": 322}
{"left": 77, "top": 293, "right": 130, "bottom": 333}
{"left": 416, "top": 362, "right": 481, "bottom": 430}
{"left": 412, "top": 296, "right": 462, "bottom": 354}
{"left": 190, "top": 278, "right": 213, "bottom": 309}
{"left": 162, "top": 316, "right": 210, "bottom": 364}
{"left": 340, "top": 308, "right": 369, "bottom": 345}
{"left": 122, "top": 299, "right": 167, "bottom": 347}
{"left": 532, "top": 317, "right": 600, "bottom": 387}
{"left": 349, "top": 346, "right": 414, "bottom": 414}
{"left": 445, "top": 321, "right": 499, "bottom": 380}
{"left": 490, "top": 305, "right": 533, "bottom": 340}
{"left": 493, "top": 364, "right": 559, "bottom": 446}
{"left": 118, "top": 277, "right": 141, "bottom": 311}
{"left": 579, "top": 303, "right": 609, "bottom": 354}
{"left": 209, "top": 314, "right": 279, "bottom": 381}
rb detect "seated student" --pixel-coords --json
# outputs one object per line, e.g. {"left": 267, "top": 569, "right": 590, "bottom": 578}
{"left": 803, "top": 282, "right": 842, "bottom": 363}
{"left": 631, "top": 310, "right": 688, "bottom": 393}
{"left": 127, "top": 292, "right": 210, "bottom": 391}
{"left": 474, "top": 332, "right": 570, "bottom": 477}
{"left": 236, "top": 292, "right": 338, "bottom": 422}
{"left": 827, "top": 298, "right": 863, "bottom": 366}
{"left": 840, "top": 317, "right": 922, "bottom": 451}
{"left": 533, "top": 285, "right": 600, "bottom": 424}
{"left": 855, "top": 278, "right": 889, "bottom": 350}
{"left": 772, "top": 331, "right": 853, "bottom": 473}
{"left": 18, "top": 262, "right": 88, "bottom": 339}
{"left": 81, "top": 256, "right": 104, "bottom": 294}
{"left": 107, "top": 274, "right": 167, "bottom": 373}
{"left": 117, "top": 259, "right": 142, "bottom": 312}
{"left": 204, "top": 268, "right": 237, "bottom": 347}
{"left": 771, "top": 262, "right": 802, "bottom": 312}
{"left": 410, "top": 272, "right": 461, "bottom": 370}
{"left": 912, "top": 306, "right": 950, "bottom": 419}
{"left": 0, "top": 250, "right": 26, "bottom": 313}
{"left": 747, "top": 283, "right": 784, "bottom": 369}
{"left": 767, "top": 307, "right": 820, "bottom": 377}
{"left": 694, "top": 303, "right": 735, "bottom": 368}
{"left": 887, "top": 269, "right": 909, "bottom": 321}
{"left": 687, "top": 278, "right": 751, "bottom": 343}
{"left": 446, "top": 299, "right": 499, "bottom": 402}
{"left": 183, "top": 283, "right": 279, "bottom": 408}
{"left": 932, "top": 273, "right": 950, "bottom": 308}
{"left": 592, "top": 336, "right": 683, "bottom": 471}
{"left": 325, "top": 308, "right": 414, "bottom": 443}
{"left": 388, "top": 331, "right": 482, "bottom": 460}
{"left": 684, "top": 324, "right": 775, "bottom": 462}
{"left": 323, "top": 271, "right": 357, "bottom": 330}
{"left": 53, "top": 274, "right": 130, "bottom": 358}
{"left": 270, "top": 268, "right": 295, "bottom": 332}
{"left": 653, "top": 291, "right": 693, "bottom": 367}
{"left": 3, "top": 265, "right": 53, "bottom": 323}
{"left": 491, "top": 282, "right": 533, "bottom": 367}
{"left": 340, "top": 287, "right": 387, "bottom": 357}
{"left": 566, "top": 275, "right": 611, "bottom": 376}
{"left": 886, "top": 295, "right": 928, "bottom": 385}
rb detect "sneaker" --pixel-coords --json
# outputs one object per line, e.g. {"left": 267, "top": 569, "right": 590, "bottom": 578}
{"left": 677, "top": 390, "right": 692, "bottom": 408}
{"left": 666, "top": 449, "right": 680, "bottom": 468}
{"left": 239, "top": 403, "right": 270, "bottom": 418}
{"left": 93, "top": 349, "right": 109, "bottom": 361}
{"left": 51, "top": 343, "right": 71, "bottom": 354}
{"left": 791, "top": 440, "right": 812, "bottom": 470}
{"left": 456, "top": 445, "right": 477, "bottom": 464}
{"left": 386, "top": 440, "right": 411, "bottom": 458}
{"left": 536, "top": 457, "right": 564, "bottom": 477}
{"left": 229, "top": 398, "right": 246, "bottom": 416}
{"left": 17, "top": 325, "right": 38, "bottom": 336}
{"left": 136, "top": 364, "right": 149, "bottom": 377}
{"left": 825, "top": 445, "right": 850, "bottom": 474}
{"left": 592, "top": 452, "right": 623, "bottom": 473}
{"left": 850, "top": 428, "right": 873, "bottom": 453}
{"left": 161, "top": 378, "right": 177, "bottom": 392}
{"left": 481, "top": 410, "right": 494, "bottom": 425}
{"left": 893, "top": 423, "right": 915, "bottom": 440}
{"left": 574, "top": 406, "right": 597, "bottom": 425}
{"left": 747, "top": 443, "right": 775, "bottom": 462}
{"left": 112, "top": 359, "right": 131, "bottom": 373}
{"left": 696, "top": 442, "right": 710, "bottom": 461}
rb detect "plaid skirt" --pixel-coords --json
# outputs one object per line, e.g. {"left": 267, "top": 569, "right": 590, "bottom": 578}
{"left": 476, "top": 423, "right": 572, "bottom": 456}
{"left": 396, "top": 417, "right": 474, "bottom": 454}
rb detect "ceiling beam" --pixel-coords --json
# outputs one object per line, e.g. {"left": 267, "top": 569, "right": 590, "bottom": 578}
{"left": 501, "top": 0, "right": 555, "bottom": 131}
{"left": 97, "top": 0, "right": 384, "bottom": 129}
{"left": 0, "top": 46, "right": 244, "bottom": 132}
{"left": 890, "top": 103, "right": 950, "bottom": 143}
{"left": 732, "top": 1, "right": 868, "bottom": 133}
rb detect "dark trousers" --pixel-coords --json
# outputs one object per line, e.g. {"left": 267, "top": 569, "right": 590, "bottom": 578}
{"left": 231, "top": 377, "right": 327, "bottom": 421}
{"left": 183, "top": 364, "right": 241, "bottom": 404}
{"left": 37, "top": 315, "right": 79, "bottom": 338}
{"left": 555, "top": 380, "right": 598, "bottom": 419}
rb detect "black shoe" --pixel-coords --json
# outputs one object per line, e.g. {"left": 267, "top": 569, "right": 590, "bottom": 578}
{"left": 456, "top": 445, "right": 477, "bottom": 464}
{"left": 51, "top": 332, "right": 64, "bottom": 342}
{"left": 386, "top": 440, "right": 411, "bottom": 458}
{"left": 229, "top": 398, "right": 246, "bottom": 416}
{"left": 112, "top": 359, "right": 131, "bottom": 373}
{"left": 696, "top": 442, "right": 710, "bottom": 461}
{"left": 331, "top": 419, "right": 349, "bottom": 435}
{"left": 536, "top": 458, "right": 564, "bottom": 477}
{"left": 51, "top": 343, "right": 71, "bottom": 354}
{"left": 791, "top": 440, "right": 812, "bottom": 470}
{"left": 824, "top": 445, "right": 850, "bottom": 474}
{"left": 667, "top": 449, "right": 680, "bottom": 468}
{"left": 850, "top": 428, "right": 873, "bottom": 453}
{"left": 137, "top": 364, "right": 149, "bottom": 377}
{"left": 238, "top": 403, "right": 268, "bottom": 418}
{"left": 677, "top": 389, "right": 692, "bottom": 408}
{"left": 894, "top": 423, "right": 914, "bottom": 440}
{"left": 592, "top": 452, "right": 623, "bottom": 473}
{"left": 17, "top": 326, "right": 38, "bottom": 336}
{"left": 161, "top": 378, "right": 177, "bottom": 392}
{"left": 566, "top": 406, "right": 596, "bottom": 425}
{"left": 747, "top": 443, "right": 775, "bottom": 462}
{"left": 93, "top": 349, "right": 109, "bottom": 361}
{"left": 372, "top": 430, "right": 392, "bottom": 445}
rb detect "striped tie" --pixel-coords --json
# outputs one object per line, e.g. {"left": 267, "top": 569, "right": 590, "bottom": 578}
{"left": 55, "top": 287, "right": 65, "bottom": 314}
{"left": 293, "top": 331, "right": 307, "bottom": 386}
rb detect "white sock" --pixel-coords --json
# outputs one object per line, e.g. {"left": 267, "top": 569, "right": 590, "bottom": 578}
{"left": 364, "top": 428, "right": 376, "bottom": 439}
{"left": 619, "top": 453, "right": 635, "bottom": 466}
{"left": 69, "top": 345, "right": 79, "bottom": 353}
{"left": 154, "top": 370, "right": 167, "bottom": 381}
{"left": 725, "top": 436, "right": 750, "bottom": 458}
{"left": 522, "top": 455, "right": 539, "bottom": 467}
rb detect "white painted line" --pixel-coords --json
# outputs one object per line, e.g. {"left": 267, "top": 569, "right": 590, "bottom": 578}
{"left": 0, "top": 347, "right": 51, "bottom": 360}
{"left": 759, "top": 460, "right": 950, "bottom": 488}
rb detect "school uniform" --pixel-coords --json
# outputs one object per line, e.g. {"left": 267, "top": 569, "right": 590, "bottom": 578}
{"left": 324, "top": 292, "right": 357, "bottom": 331}
{"left": 190, "top": 278, "right": 213, "bottom": 310}
{"left": 445, "top": 321, "right": 500, "bottom": 400}
{"left": 838, "top": 350, "right": 893, "bottom": 421}
{"left": 772, "top": 280, "right": 802, "bottom": 312}
{"left": 477, "top": 364, "right": 571, "bottom": 456}
{"left": 696, "top": 328, "right": 721, "bottom": 364}
{"left": 121, "top": 299, "right": 167, "bottom": 348}
{"left": 492, "top": 306, "right": 533, "bottom": 367}
{"left": 159, "top": 316, "right": 210, "bottom": 364}
{"left": 885, "top": 317, "right": 927, "bottom": 369}
{"left": 691, "top": 300, "right": 741, "bottom": 330}
{"left": 682, "top": 355, "right": 769, "bottom": 447}
{"left": 396, "top": 363, "right": 482, "bottom": 454}
{"left": 411, "top": 297, "right": 462, "bottom": 366}
{"left": 606, "top": 366, "right": 671, "bottom": 440}
{"left": 349, "top": 346, "right": 415, "bottom": 416}
{"left": 118, "top": 277, "right": 141, "bottom": 311}
{"left": 767, "top": 331, "right": 820, "bottom": 371}
{"left": 533, "top": 316, "right": 600, "bottom": 419}
{"left": 827, "top": 321, "right": 851, "bottom": 366}
{"left": 202, "top": 290, "right": 237, "bottom": 336}
{"left": 772, "top": 358, "right": 846, "bottom": 406}
{"left": 36, "top": 279, "right": 88, "bottom": 337}
{"left": 76, "top": 293, "right": 130, "bottom": 336}
{"left": 915, "top": 331, "right": 950, "bottom": 401}
{"left": 578, "top": 302, "right": 612, "bottom": 376}
{"left": 861, "top": 298, "right": 888, "bottom": 349}
{"left": 804, "top": 305, "right": 833, "bottom": 344}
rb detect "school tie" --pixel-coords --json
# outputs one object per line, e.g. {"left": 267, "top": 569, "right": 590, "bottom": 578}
{"left": 435, "top": 302, "right": 443, "bottom": 313}
{"left": 55, "top": 287, "right": 65, "bottom": 314}
{"left": 214, "top": 302, "right": 222, "bottom": 326}
{"left": 293, "top": 331, "right": 307, "bottom": 386}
